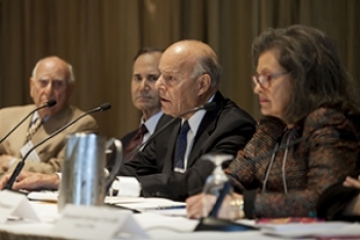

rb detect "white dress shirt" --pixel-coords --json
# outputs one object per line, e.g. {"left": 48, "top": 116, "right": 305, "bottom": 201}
{"left": 141, "top": 110, "right": 163, "bottom": 148}
{"left": 115, "top": 96, "right": 216, "bottom": 196}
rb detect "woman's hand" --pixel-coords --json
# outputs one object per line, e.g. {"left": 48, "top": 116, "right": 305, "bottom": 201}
{"left": 186, "top": 193, "right": 212, "bottom": 219}
{"left": 186, "top": 193, "right": 244, "bottom": 219}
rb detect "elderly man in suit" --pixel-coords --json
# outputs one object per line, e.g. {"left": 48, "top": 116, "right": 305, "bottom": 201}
{"left": 0, "top": 56, "right": 98, "bottom": 177}
{"left": 117, "top": 40, "right": 256, "bottom": 201}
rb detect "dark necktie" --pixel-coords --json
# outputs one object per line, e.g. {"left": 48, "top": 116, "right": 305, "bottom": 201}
{"left": 173, "top": 121, "right": 190, "bottom": 170}
{"left": 123, "top": 124, "right": 148, "bottom": 160}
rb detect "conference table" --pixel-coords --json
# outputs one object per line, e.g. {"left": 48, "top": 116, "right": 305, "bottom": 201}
{"left": 0, "top": 191, "right": 359, "bottom": 240}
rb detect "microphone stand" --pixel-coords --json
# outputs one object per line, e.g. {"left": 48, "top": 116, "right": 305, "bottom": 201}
{"left": 0, "top": 100, "right": 57, "bottom": 144}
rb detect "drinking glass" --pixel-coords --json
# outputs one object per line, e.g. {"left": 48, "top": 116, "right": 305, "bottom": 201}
{"left": 202, "top": 153, "right": 235, "bottom": 219}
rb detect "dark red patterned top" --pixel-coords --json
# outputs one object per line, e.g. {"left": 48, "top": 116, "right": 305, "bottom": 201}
{"left": 225, "top": 108, "right": 360, "bottom": 218}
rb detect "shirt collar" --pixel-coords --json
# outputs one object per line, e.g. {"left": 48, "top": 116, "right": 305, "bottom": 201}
{"left": 31, "top": 111, "right": 50, "bottom": 125}
{"left": 142, "top": 111, "right": 163, "bottom": 135}
{"left": 181, "top": 94, "right": 215, "bottom": 135}
{"left": 31, "top": 111, "right": 40, "bottom": 123}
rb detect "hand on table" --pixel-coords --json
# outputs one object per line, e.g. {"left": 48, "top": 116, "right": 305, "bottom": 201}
{"left": 186, "top": 193, "right": 244, "bottom": 220}
{"left": 0, "top": 171, "right": 59, "bottom": 191}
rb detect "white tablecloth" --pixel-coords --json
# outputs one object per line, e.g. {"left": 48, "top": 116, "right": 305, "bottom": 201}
{"left": 0, "top": 198, "right": 359, "bottom": 240}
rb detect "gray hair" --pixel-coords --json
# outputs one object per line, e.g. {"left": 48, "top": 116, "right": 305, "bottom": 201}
{"left": 31, "top": 57, "right": 75, "bottom": 83}
{"left": 191, "top": 56, "right": 222, "bottom": 87}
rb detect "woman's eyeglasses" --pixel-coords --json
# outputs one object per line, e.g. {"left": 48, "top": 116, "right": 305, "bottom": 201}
{"left": 252, "top": 72, "right": 289, "bottom": 89}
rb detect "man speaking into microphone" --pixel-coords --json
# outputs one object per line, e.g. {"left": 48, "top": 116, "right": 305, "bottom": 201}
{"left": 0, "top": 56, "right": 98, "bottom": 177}
{"left": 116, "top": 40, "right": 256, "bottom": 201}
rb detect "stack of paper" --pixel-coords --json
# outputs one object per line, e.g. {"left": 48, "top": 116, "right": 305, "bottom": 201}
{"left": 259, "top": 221, "right": 360, "bottom": 238}
{"left": 106, "top": 197, "right": 186, "bottom": 212}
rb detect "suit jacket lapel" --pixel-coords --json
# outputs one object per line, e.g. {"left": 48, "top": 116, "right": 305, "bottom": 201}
{"left": 17, "top": 106, "right": 36, "bottom": 146}
{"left": 187, "top": 92, "right": 225, "bottom": 167}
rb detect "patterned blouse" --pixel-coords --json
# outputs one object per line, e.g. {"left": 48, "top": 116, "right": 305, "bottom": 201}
{"left": 225, "top": 107, "right": 360, "bottom": 218}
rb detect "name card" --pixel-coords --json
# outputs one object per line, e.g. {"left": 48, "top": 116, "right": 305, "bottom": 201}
{"left": 0, "top": 190, "right": 40, "bottom": 223}
{"left": 52, "top": 204, "right": 148, "bottom": 240}
{"left": 20, "top": 141, "right": 41, "bottom": 162}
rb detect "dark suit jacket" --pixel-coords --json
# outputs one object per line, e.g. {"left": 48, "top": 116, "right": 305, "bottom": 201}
{"left": 120, "top": 130, "right": 138, "bottom": 149}
{"left": 106, "top": 114, "right": 165, "bottom": 171}
{"left": 119, "top": 92, "right": 256, "bottom": 201}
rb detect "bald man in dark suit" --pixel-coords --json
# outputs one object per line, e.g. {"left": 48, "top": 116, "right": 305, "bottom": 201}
{"left": 118, "top": 40, "right": 256, "bottom": 201}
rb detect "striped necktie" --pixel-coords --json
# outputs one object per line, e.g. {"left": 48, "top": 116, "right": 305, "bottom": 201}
{"left": 25, "top": 117, "right": 42, "bottom": 141}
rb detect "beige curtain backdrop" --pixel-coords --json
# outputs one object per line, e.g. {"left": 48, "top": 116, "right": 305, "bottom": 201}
{"left": 1, "top": 0, "right": 359, "bottom": 138}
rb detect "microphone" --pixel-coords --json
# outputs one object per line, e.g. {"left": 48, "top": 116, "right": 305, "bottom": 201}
{"left": 139, "top": 102, "right": 216, "bottom": 153}
{"left": 3, "top": 102, "right": 112, "bottom": 190}
{"left": 105, "top": 102, "right": 218, "bottom": 193}
{"left": 0, "top": 100, "right": 57, "bottom": 144}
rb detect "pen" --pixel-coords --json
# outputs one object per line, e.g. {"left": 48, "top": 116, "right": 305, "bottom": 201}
{"left": 145, "top": 205, "right": 186, "bottom": 211}
{"left": 104, "top": 203, "right": 141, "bottom": 213}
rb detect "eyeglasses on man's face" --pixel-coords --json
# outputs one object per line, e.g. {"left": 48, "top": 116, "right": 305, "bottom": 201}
{"left": 252, "top": 72, "right": 289, "bottom": 89}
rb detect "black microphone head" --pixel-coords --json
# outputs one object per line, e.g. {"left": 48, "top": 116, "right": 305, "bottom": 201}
{"left": 47, "top": 100, "right": 57, "bottom": 107}
{"left": 203, "top": 102, "right": 217, "bottom": 111}
{"left": 100, "top": 102, "right": 111, "bottom": 111}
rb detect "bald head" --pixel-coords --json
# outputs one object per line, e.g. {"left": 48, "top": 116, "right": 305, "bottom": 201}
{"left": 163, "top": 40, "right": 222, "bottom": 87}
{"left": 30, "top": 56, "right": 75, "bottom": 118}
{"left": 156, "top": 40, "right": 221, "bottom": 118}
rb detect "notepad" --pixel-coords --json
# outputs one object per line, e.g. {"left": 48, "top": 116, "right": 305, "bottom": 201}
{"left": 27, "top": 191, "right": 58, "bottom": 202}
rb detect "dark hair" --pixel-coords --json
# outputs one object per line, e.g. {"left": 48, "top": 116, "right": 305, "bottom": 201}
{"left": 252, "top": 25, "right": 360, "bottom": 123}
{"left": 133, "top": 47, "right": 163, "bottom": 61}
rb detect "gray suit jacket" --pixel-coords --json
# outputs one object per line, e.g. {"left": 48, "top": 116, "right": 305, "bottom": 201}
{"left": 0, "top": 104, "right": 98, "bottom": 176}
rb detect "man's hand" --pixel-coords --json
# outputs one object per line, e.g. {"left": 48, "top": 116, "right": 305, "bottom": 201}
{"left": 13, "top": 171, "right": 59, "bottom": 190}
{"left": 0, "top": 171, "right": 59, "bottom": 191}
{"left": 0, "top": 174, "right": 10, "bottom": 189}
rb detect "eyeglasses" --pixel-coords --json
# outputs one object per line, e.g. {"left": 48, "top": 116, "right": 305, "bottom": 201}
{"left": 252, "top": 72, "right": 289, "bottom": 89}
